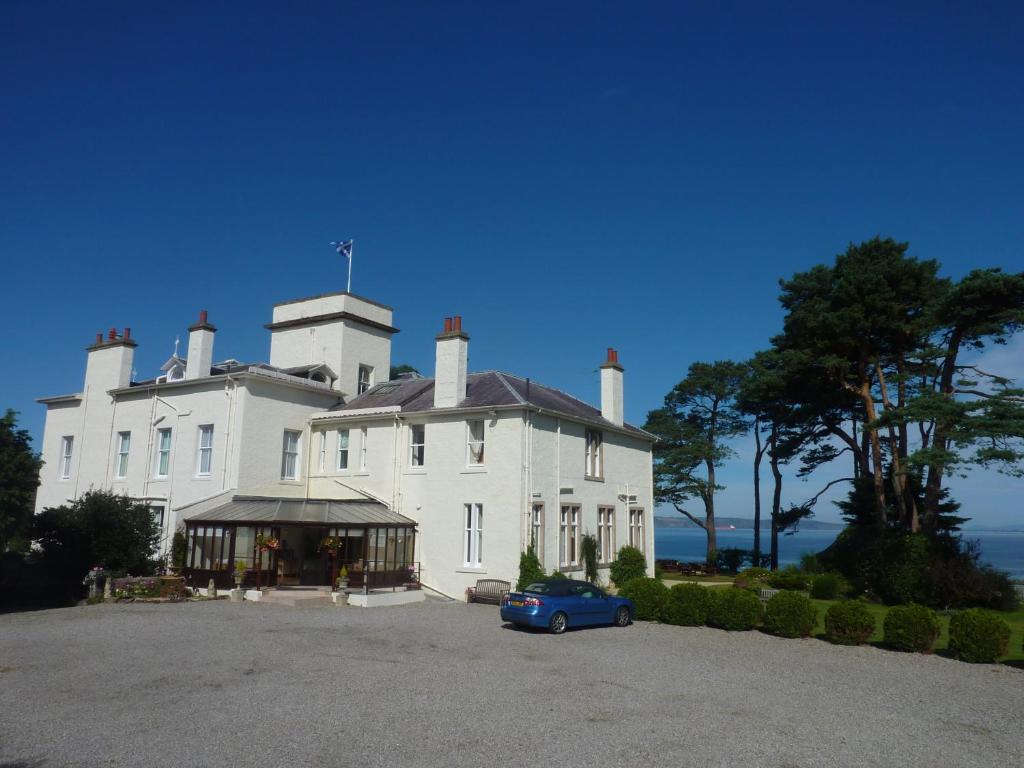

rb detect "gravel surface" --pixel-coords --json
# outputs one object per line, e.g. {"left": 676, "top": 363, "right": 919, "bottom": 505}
{"left": 1, "top": 599, "right": 1021, "bottom": 768}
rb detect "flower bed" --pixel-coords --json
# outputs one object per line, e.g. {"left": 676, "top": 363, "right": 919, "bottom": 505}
{"left": 111, "top": 576, "right": 187, "bottom": 602}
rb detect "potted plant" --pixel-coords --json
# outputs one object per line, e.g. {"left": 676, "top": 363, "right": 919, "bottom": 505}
{"left": 318, "top": 536, "right": 344, "bottom": 588}
{"left": 233, "top": 560, "right": 247, "bottom": 589}
{"left": 336, "top": 566, "right": 349, "bottom": 591}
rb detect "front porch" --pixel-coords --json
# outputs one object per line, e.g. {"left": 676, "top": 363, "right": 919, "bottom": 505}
{"left": 181, "top": 496, "right": 419, "bottom": 594}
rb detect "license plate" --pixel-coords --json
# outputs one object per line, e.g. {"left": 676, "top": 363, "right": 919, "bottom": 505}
{"left": 510, "top": 600, "right": 524, "bottom": 607}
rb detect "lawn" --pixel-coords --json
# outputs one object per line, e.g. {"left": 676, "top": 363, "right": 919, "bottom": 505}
{"left": 810, "top": 599, "right": 1024, "bottom": 663}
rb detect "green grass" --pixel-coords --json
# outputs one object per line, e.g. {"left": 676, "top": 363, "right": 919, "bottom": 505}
{"left": 811, "top": 599, "right": 1024, "bottom": 663}
{"left": 660, "top": 573, "right": 736, "bottom": 585}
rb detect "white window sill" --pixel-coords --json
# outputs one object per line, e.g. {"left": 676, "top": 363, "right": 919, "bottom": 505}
{"left": 584, "top": 475, "right": 605, "bottom": 483}
{"left": 457, "top": 567, "right": 487, "bottom": 574}
{"left": 461, "top": 466, "right": 487, "bottom": 474}
{"left": 404, "top": 468, "right": 427, "bottom": 475}
{"left": 559, "top": 566, "right": 583, "bottom": 573}
{"left": 279, "top": 479, "right": 304, "bottom": 485}
{"left": 152, "top": 476, "right": 169, "bottom": 482}
{"left": 194, "top": 475, "right": 213, "bottom": 481}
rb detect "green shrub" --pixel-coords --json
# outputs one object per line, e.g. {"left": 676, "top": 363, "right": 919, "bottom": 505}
{"left": 609, "top": 546, "right": 647, "bottom": 587}
{"left": 874, "top": 534, "right": 933, "bottom": 605}
{"left": 763, "top": 590, "right": 817, "bottom": 638}
{"left": 715, "top": 547, "right": 748, "bottom": 574}
{"left": 618, "top": 577, "right": 669, "bottom": 621}
{"left": 516, "top": 546, "right": 545, "bottom": 591}
{"left": 799, "top": 552, "right": 823, "bottom": 573}
{"left": 707, "top": 587, "right": 763, "bottom": 631}
{"left": 548, "top": 570, "right": 567, "bottom": 580}
{"left": 883, "top": 604, "right": 941, "bottom": 653}
{"left": 948, "top": 609, "right": 1011, "bottom": 663}
{"left": 810, "top": 573, "right": 843, "bottom": 600}
{"left": 663, "top": 583, "right": 713, "bottom": 626}
{"left": 824, "top": 600, "right": 876, "bottom": 645}
{"left": 768, "top": 566, "right": 808, "bottom": 591}
{"left": 581, "top": 534, "right": 598, "bottom": 583}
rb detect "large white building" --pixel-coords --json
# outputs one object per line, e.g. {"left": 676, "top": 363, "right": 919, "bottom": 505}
{"left": 35, "top": 291, "right": 655, "bottom": 599}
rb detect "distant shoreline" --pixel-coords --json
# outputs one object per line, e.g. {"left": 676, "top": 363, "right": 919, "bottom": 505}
{"left": 652, "top": 516, "right": 1023, "bottom": 533}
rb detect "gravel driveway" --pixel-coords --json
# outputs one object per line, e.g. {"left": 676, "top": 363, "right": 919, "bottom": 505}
{"left": 1, "top": 599, "right": 1021, "bottom": 768}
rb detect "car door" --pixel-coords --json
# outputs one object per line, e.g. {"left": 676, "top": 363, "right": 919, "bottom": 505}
{"left": 576, "top": 585, "right": 610, "bottom": 625}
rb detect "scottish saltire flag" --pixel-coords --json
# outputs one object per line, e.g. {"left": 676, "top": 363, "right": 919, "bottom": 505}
{"left": 330, "top": 240, "right": 353, "bottom": 259}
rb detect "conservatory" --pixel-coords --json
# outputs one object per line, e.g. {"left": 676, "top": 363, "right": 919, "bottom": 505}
{"left": 181, "top": 495, "right": 418, "bottom": 591}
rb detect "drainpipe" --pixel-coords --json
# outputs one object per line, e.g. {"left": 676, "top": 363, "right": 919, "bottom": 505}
{"left": 220, "top": 375, "right": 237, "bottom": 491}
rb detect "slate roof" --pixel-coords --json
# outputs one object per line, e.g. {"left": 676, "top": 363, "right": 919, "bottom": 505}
{"left": 327, "top": 371, "right": 653, "bottom": 439}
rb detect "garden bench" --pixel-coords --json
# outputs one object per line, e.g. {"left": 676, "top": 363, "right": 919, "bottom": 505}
{"left": 656, "top": 559, "right": 682, "bottom": 573}
{"left": 466, "top": 579, "right": 511, "bottom": 605}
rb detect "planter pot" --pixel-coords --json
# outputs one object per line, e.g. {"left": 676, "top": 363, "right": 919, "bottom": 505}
{"left": 337, "top": 580, "right": 349, "bottom": 591}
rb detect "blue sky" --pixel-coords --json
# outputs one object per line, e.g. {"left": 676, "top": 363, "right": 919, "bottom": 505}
{"left": 2, "top": 2, "right": 1022, "bottom": 525}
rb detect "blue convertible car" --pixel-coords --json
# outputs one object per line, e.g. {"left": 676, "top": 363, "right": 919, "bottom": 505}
{"left": 500, "top": 579, "right": 634, "bottom": 634}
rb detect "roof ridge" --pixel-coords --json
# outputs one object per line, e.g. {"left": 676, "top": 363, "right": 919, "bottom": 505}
{"left": 493, "top": 371, "right": 526, "bottom": 405}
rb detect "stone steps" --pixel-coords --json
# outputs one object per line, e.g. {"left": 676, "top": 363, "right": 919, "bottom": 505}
{"left": 258, "top": 587, "right": 334, "bottom": 608}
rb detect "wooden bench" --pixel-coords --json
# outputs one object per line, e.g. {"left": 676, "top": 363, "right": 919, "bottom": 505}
{"left": 466, "top": 579, "right": 511, "bottom": 605}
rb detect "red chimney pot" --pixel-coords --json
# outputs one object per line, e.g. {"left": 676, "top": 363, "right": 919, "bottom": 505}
{"left": 443, "top": 317, "right": 453, "bottom": 333}
{"left": 124, "top": 327, "right": 131, "bottom": 340}
{"left": 453, "top": 315, "right": 462, "bottom": 331}
{"left": 95, "top": 332, "right": 103, "bottom": 345}
{"left": 109, "top": 328, "right": 117, "bottom": 340}
{"left": 199, "top": 309, "right": 208, "bottom": 324}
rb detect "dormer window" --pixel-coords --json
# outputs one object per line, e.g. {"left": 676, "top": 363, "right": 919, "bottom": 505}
{"left": 167, "top": 364, "right": 184, "bottom": 382}
{"left": 358, "top": 365, "right": 373, "bottom": 394}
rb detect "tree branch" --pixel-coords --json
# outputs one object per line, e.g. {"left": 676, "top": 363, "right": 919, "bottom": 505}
{"left": 672, "top": 503, "right": 708, "bottom": 531}
{"left": 802, "top": 477, "right": 856, "bottom": 509}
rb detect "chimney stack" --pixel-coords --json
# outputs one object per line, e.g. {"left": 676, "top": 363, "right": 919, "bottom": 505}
{"left": 434, "top": 315, "right": 469, "bottom": 408}
{"left": 185, "top": 309, "right": 217, "bottom": 380}
{"left": 600, "top": 347, "right": 624, "bottom": 426}
{"left": 84, "top": 325, "right": 138, "bottom": 392}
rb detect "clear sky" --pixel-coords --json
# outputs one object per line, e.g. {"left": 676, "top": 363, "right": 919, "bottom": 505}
{"left": 2, "top": 2, "right": 1022, "bottom": 525}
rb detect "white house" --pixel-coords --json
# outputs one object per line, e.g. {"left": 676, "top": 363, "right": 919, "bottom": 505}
{"left": 35, "top": 291, "right": 655, "bottom": 600}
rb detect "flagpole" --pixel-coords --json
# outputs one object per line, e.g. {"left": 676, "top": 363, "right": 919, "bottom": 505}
{"left": 347, "top": 240, "right": 353, "bottom": 293}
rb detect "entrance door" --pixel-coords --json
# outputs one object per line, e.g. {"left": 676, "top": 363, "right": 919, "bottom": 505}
{"left": 278, "top": 527, "right": 331, "bottom": 586}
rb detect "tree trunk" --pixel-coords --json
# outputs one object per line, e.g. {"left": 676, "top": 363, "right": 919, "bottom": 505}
{"left": 859, "top": 379, "right": 888, "bottom": 526}
{"left": 752, "top": 416, "right": 763, "bottom": 563}
{"left": 923, "top": 330, "right": 963, "bottom": 533}
{"left": 769, "top": 424, "right": 782, "bottom": 570}
{"left": 705, "top": 457, "right": 717, "bottom": 564}
{"left": 876, "top": 363, "right": 909, "bottom": 529}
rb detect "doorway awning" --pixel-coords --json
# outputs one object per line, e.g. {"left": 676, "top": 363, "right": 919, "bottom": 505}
{"left": 183, "top": 495, "right": 415, "bottom": 526}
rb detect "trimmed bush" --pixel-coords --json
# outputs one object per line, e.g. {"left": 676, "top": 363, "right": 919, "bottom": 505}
{"left": 707, "top": 587, "right": 763, "bottom": 631}
{"left": 883, "top": 604, "right": 941, "bottom": 653}
{"left": 663, "top": 583, "right": 713, "bottom": 626}
{"left": 948, "top": 609, "right": 1011, "bottom": 663}
{"left": 618, "top": 577, "right": 669, "bottom": 621}
{"left": 768, "top": 566, "right": 808, "bottom": 591}
{"left": 516, "top": 546, "right": 545, "bottom": 591}
{"left": 763, "top": 590, "right": 817, "bottom": 638}
{"left": 548, "top": 570, "right": 567, "bottom": 580}
{"left": 715, "top": 547, "right": 748, "bottom": 574}
{"left": 609, "top": 546, "right": 647, "bottom": 587}
{"left": 824, "top": 601, "right": 876, "bottom": 645}
{"left": 810, "top": 573, "right": 843, "bottom": 600}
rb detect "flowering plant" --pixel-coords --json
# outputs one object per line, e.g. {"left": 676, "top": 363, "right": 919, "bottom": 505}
{"left": 255, "top": 534, "right": 281, "bottom": 553}
{"left": 318, "top": 536, "right": 343, "bottom": 555}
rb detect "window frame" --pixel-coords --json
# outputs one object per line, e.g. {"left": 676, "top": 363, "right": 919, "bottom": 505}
{"left": 466, "top": 419, "right": 485, "bottom": 466}
{"left": 359, "top": 426, "right": 368, "bottom": 471}
{"left": 337, "top": 429, "right": 350, "bottom": 470}
{"left": 559, "top": 504, "right": 580, "bottom": 568}
{"left": 409, "top": 423, "right": 426, "bottom": 468}
{"left": 60, "top": 436, "right": 74, "bottom": 479}
{"left": 585, "top": 429, "right": 603, "bottom": 479}
{"left": 196, "top": 424, "right": 214, "bottom": 477}
{"left": 281, "top": 429, "right": 302, "bottom": 480}
{"left": 530, "top": 502, "right": 544, "bottom": 566}
{"left": 155, "top": 428, "right": 172, "bottom": 478}
{"left": 597, "top": 506, "right": 615, "bottom": 563}
{"left": 629, "top": 507, "right": 646, "bottom": 555}
{"left": 115, "top": 431, "right": 131, "bottom": 479}
{"left": 463, "top": 503, "right": 483, "bottom": 567}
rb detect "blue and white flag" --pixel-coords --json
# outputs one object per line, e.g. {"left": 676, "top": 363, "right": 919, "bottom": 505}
{"left": 330, "top": 240, "right": 353, "bottom": 259}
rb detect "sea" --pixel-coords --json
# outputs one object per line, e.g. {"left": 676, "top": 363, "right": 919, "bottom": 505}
{"left": 655, "top": 526, "right": 1024, "bottom": 580}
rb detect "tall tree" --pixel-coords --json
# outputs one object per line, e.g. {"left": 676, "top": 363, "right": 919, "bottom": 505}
{"left": 644, "top": 361, "right": 749, "bottom": 562}
{"left": 0, "top": 410, "right": 42, "bottom": 553}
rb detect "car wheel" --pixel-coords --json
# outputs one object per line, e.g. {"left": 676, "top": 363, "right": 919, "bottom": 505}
{"left": 549, "top": 611, "right": 568, "bottom": 635}
{"left": 614, "top": 606, "right": 631, "bottom": 627}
